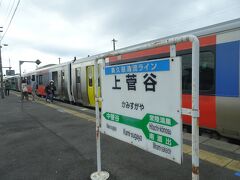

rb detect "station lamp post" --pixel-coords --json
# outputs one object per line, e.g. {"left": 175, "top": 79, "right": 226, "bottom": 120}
{"left": 19, "top": 59, "right": 41, "bottom": 100}
{"left": 0, "top": 27, "right": 8, "bottom": 99}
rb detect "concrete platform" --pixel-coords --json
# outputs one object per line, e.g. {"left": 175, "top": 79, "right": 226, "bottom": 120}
{"left": 0, "top": 93, "right": 239, "bottom": 180}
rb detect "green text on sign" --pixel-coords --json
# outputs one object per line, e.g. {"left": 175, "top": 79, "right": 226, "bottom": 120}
{"left": 103, "top": 112, "right": 178, "bottom": 147}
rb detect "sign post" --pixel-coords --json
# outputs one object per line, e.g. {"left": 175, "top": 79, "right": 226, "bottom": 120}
{"left": 90, "top": 35, "right": 199, "bottom": 180}
{"left": 90, "top": 59, "right": 110, "bottom": 180}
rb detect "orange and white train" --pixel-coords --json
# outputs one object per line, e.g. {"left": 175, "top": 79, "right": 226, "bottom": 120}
{"left": 7, "top": 18, "right": 240, "bottom": 140}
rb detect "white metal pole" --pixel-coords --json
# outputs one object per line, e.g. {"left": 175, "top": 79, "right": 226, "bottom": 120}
{"left": 94, "top": 59, "right": 101, "bottom": 172}
{"left": 170, "top": 44, "right": 176, "bottom": 57}
{"left": 190, "top": 36, "right": 200, "bottom": 180}
{"left": 91, "top": 59, "right": 110, "bottom": 180}
{"left": 19, "top": 61, "right": 23, "bottom": 101}
{"left": 0, "top": 44, "right": 4, "bottom": 99}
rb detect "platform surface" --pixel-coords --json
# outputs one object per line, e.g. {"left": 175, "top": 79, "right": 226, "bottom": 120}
{"left": 0, "top": 93, "right": 239, "bottom": 180}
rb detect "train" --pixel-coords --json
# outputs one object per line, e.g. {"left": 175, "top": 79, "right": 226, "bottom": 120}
{"left": 6, "top": 18, "right": 240, "bottom": 140}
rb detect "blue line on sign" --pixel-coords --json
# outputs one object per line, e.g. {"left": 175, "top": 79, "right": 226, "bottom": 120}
{"left": 235, "top": 172, "right": 240, "bottom": 177}
{"left": 105, "top": 59, "right": 170, "bottom": 75}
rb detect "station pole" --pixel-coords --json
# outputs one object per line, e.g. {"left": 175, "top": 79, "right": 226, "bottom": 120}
{"left": 0, "top": 28, "right": 3, "bottom": 99}
{"left": 0, "top": 44, "right": 4, "bottom": 99}
{"left": 191, "top": 36, "right": 200, "bottom": 180}
{"left": 112, "top": 38, "right": 117, "bottom": 51}
{"left": 90, "top": 59, "right": 109, "bottom": 180}
{"left": 19, "top": 61, "right": 22, "bottom": 100}
{"left": 94, "top": 59, "right": 101, "bottom": 172}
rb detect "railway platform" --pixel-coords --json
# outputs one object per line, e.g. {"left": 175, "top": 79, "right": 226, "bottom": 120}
{"left": 0, "top": 92, "right": 240, "bottom": 180}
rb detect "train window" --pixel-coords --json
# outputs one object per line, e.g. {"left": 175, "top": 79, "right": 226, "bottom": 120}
{"left": 32, "top": 75, "right": 35, "bottom": 81}
{"left": 89, "top": 78, "right": 93, "bottom": 87}
{"left": 76, "top": 68, "right": 81, "bottom": 83}
{"left": 43, "top": 74, "right": 49, "bottom": 85}
{"left": 39, "top": 75, "right": 43, "bottom": 85}
{"left": 88, "top": 67, "right": 93, "bottom": 87}
{"left": 27, "top": 76, "right": 31, "bottom": 85}
{"left": 182, "top": 51, "right": 215, "bottom": 95}
{"left": 98, "top": 65, "right": 101, "bottom": 87}
{"left": 62, "top": 71, "right": 65, "bottom": 80}
{"left": 36, "top": 75, "right": 39, "bottom": 84}
{"left": 98, "top": 77, "right": 100, "bottom": 87}
{"left": 52, "top": 71, "right": 58, "bottom": 86}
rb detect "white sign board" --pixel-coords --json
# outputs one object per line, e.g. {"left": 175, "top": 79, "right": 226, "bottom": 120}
{"left": 101, "top": 57, "right": 182, "bottom": 164}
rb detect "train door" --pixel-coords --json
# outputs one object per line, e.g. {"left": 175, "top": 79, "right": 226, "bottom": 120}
{"left": 86, "top": 65, "right": 101, "bottom": 107}
{"left": 10, "top": 78, "right": 15, "bottom": 90}
{"left": 36, "top": 74, "right": 44, "bottom": 95}
{"left": 31, "top": 74, "right": 36, "bottom": 92}
{"left": 36, "top": 75, "right": 39, "bottom": 84}
{"left": 75, "top": 67, "right": 81, "bottom": 99}
{"left": 86, "top": 66, "right": 95, "bottom": 106}
{"left": 52, "top": 71, "right": 58, "bottom": 95}
{"left": 61, "top": 70, "right": 65, "bottom": 98}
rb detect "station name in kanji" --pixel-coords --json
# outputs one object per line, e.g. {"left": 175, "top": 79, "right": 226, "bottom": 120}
{"left": 112, "top": 73, "right": 157, "bottom": 92}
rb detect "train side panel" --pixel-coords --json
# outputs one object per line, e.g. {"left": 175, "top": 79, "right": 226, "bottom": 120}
{"left": 108, "top": 35, "right": 217, "bottom": 130}
{"left": 216, "top": 29, "right": 240, "bottom": 139}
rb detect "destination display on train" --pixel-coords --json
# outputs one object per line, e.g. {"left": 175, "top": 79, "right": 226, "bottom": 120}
{"left": 101, "top": 57, "right": 182, "bottom": 164}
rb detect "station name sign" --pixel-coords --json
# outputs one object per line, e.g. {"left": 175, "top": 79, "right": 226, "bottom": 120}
{"left": 101, "top": 58, "right": 182, "bottom": 164}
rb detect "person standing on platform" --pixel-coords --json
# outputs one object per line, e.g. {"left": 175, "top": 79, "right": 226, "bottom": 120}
{"left": 5, "top": 80, "right": 10, "bottom": 96}
{"left": 31, "top": 81, "right": 37, "bottom": 101}
{"left": 21, "top": 79, "right": 29, "bottom": 101}
{"left": 45, "top": 80, "right": 56, "bottom": 103}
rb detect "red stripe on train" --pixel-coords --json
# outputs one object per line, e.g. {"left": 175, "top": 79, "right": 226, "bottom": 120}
{"left": 182, "top": 95, "right": 216, "bottom": 129}
{"left": 109, "top": 35, "right": 216, "bottom": 63}
{"left": 36, "top": 85, "right": 46, "bottom": 96}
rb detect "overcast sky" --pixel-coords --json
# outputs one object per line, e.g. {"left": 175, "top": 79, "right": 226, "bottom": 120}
{"left": 0, "top": 0, "right": 240, "bottom": 74}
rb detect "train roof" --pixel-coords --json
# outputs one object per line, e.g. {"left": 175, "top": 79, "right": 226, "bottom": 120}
{"left": 36, "top": 64, "right": 56, "bottom": 70}
{"left": 22, "top": 61, "right": 71, "bottom": 75}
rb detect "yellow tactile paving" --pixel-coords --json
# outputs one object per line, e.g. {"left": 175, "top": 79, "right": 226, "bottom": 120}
{"left": 11, "top": 92, "right": 240, "bottom": 172}
{"left": 204, "top": 153, "right": 232, "bottom": 167}
{"left": 226, "top": 160, "right": 240, "bottom": 172}
{"left": 183, "top": 144, "right": 192, "bottom": 154}
{"left": 198, "top": 150, "right": 211, "bottom": 160}
{"left": 188, "top": 146, "right": 234, "bottom": 167}
{"left": 12, "top": 92, "right": 96, "bottom": 122}
{"left": 37, "top": 100, "right": 96, "bottom": 122}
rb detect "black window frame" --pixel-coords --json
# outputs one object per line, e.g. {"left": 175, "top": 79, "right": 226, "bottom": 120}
{"left": 27, "top": 76, "right": 31, "bottom": 85}
{"left": 39, "top": 75, "right": 43, "bottom": 85}
{"left": 32, "top": 75, "right": 35, "bottom": 81}
{"left": 177, "top": 45, "right": 216, "bottom": 95}
{"left": 76, "top": 68, "right": 81, "bottom": 83}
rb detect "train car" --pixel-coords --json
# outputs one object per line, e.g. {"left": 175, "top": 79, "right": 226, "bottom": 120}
{"left": 22, "top": 62, "right": 73, "bottom": 102}
{"left": 104, "top": 18, "right": 240, "bottom": 140}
